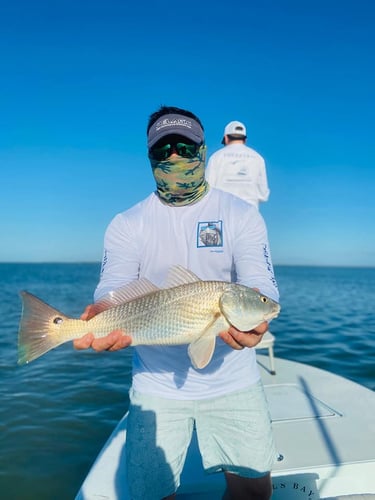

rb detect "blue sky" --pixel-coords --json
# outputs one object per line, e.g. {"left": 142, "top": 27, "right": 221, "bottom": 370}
{"left": 1, "top": 0, "right": 374, "bottom": 266}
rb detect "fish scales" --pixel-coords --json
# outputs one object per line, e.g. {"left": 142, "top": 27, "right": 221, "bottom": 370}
{"left": 87, "top": 281, "right": 226, "bottom": 345}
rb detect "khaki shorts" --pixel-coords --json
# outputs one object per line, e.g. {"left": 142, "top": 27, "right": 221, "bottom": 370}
{"left": 126, "top": 381, "right": 276, "bottom": 500}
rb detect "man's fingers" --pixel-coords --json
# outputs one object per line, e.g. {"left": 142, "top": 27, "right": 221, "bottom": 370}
{"left": 90, "top": 330, "right": 130, "bottom": 352}
{"left": 73, "top": 332, "right": 95, "bottom": 350}
{"left": 252, "top": 321, "right": 269, "bottom": 335}
{"left": 219, "top": 321, "right": 269, "bottom": 349}
{"left": 73, "top": 330, "right": 132, "bottom": 352}
{"left": 219, "top": 331, "right": 244, "bottom": 350}
{"left": 80, "top": 304, "right": 98, "bottom": 321}
{"left": 106, "top": 333, "right": 133, "bottom": 351}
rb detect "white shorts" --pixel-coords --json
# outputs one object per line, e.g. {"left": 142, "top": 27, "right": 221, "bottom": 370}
{"left": 125, "top": 381, "right": 276, "bottom": 500}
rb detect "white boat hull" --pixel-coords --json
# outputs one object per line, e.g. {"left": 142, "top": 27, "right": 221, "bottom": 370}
{"left": 76, "top": 355, "right": 375, "bottom": 499}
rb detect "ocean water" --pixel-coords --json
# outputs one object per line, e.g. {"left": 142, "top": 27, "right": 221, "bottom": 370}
{"left": 0, "top": 263, "right": 374, "bottom": 499}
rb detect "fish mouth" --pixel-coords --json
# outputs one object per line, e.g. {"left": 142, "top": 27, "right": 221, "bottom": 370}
{"left": 264, "top": 305, "right": 281, "bottom": 322}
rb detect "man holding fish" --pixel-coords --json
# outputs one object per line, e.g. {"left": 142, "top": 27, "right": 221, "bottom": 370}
{"left": 74, "top": 106, "right": 280, "bottom": 499}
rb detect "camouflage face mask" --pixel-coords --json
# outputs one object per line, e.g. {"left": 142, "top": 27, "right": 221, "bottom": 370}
{"left": 150, "top": 145, "right": 209, "bottom": 206}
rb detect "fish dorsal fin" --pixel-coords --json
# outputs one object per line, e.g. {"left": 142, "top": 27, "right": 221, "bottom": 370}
{"left": 164, "top": 266, "right": 201, "bottom": 289}
{"left": 94, "top": 278, "right": 160, "bottom": 313}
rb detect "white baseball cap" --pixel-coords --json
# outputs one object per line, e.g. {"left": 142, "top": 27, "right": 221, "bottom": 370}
{"left": 222, "top": 121, "right": 247, "bottom": 144}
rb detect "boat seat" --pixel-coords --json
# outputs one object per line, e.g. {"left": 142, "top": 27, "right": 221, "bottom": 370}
{"left": 255, "top": 331, "right": 276, "bottom": 375}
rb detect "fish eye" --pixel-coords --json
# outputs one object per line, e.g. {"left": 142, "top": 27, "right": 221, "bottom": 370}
{"left": 261, "top": 296, "right": 268, "bottom": 303}
{"left": 53, "top": 317, "right": 63, "bottom": 324}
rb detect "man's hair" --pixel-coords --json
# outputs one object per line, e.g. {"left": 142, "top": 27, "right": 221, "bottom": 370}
{"left": 227, "top": 134, "right": 246, "bottom": 142}
{"left": 147, "top": 106, "right": 204, "bottom": 133}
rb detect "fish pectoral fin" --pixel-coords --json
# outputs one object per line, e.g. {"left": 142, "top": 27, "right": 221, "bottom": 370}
{"left": 188, "top": 337, "right": 216, "bottom": 370}
{"left": 188, "top": 315, "right": 229, "bottom": 369}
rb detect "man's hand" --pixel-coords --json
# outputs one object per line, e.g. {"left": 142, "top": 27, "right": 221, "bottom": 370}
{"left": 73, "top": 304, "right": 132, "bottom": 352}
{"left": 219, "top": 321, "right": 268, "bottom": 350}
{"left": 73, "top": 330, "right": 132, "bottom": 352}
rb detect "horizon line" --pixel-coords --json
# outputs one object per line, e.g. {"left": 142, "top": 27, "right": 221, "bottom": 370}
{"left": 0, "top": 261, "right": 374, "bottom": 270}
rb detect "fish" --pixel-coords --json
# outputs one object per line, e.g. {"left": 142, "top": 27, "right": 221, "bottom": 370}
{"left": 17, "top": 266, "right": 280, "bottom": 369}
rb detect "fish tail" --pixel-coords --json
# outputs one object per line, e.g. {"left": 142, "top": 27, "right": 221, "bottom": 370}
{"left": 18, "top": 291, "right": 71, "bottom": 365}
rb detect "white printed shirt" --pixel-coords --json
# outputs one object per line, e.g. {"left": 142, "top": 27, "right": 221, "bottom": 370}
{"left": 206, "top": 143, "right": 270, "bottom": 209}
{"left": 95, "top": 188, "right": 279, "bottom": 400}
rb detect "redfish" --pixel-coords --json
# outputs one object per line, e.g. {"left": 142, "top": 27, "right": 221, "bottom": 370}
{"left": 18, "top": 266, "right": 280, "bottom": 369}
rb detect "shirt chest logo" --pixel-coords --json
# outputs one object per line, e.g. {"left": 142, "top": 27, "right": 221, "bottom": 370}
{"left": 197, "top": 220, "right": 223, "bottom": 248}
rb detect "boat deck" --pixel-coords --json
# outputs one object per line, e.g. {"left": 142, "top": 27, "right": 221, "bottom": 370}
{"left": 178, "top": 355, "right": 375, "bottom": 498}
{"left": 76, "top": 354, "right": 375, "bottom": 499}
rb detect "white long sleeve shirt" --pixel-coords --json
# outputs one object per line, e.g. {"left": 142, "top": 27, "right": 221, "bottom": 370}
{"left": 95, "top": 188, "right": 278, "bottom": 400}
{"left": 206, "top": 144, "right": 270, "bottom": 209}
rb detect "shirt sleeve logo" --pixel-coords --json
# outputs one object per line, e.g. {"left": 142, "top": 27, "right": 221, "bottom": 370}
{"left": 197, "top": 220, "right": 223, "bottom": 247}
